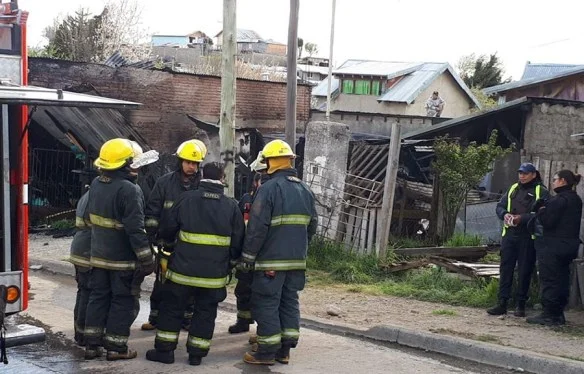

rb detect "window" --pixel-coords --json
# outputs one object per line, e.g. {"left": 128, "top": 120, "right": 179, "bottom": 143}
{"left": 354, "top": 80, "right": 371, "bottom": 95}
{"left": 342, "top": 79, "right": 354, "bottom": 94}
{"left": 371, "top": 81, "right": 381, "bottom": 96}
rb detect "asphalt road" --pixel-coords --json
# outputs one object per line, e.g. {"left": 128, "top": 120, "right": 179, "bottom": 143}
{"left": 4, "top": 272, "right": 512, "bottom": 374}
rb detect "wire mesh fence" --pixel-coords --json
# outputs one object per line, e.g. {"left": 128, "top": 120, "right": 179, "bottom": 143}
{"left": 456, "top": 190, "right": 503, "bottom": 244}
{"left": 305, "top": 161, "right": 384, "bottom": 255}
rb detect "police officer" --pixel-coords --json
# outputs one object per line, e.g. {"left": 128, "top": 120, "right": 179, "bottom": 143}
{"left": 84, "top": 138, "right": 156, "bottom": 360}
{"left": 527, "top": 170, "right": 582, "bottom": 326}
{"left": 70, "top": 187, "right": 91, "bottom": 346}
{"left": 488, "top": 163, "right": 549, "bottom": 317}
{"left": 146, "top": 162, "right": 245, "bottom": 366}
{"left": 141, "top": 139, "right": 207, "bottom": 331}
{"left": 229, "top": 152, "right": 268, "bottom": 334}
{"left": 239, "top": 140, "right": 317, "bottom": 366}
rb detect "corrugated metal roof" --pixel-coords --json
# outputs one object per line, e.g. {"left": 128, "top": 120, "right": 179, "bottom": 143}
{"left": 521, "top": 62, "right": 583, "bottom": 80}
{"left": 333, "top": 60, "right": 423, "bottom": 78}
{"left": 484, "top": 65, "right": 584, "bottom": 95}
{"left": 378, "top": 62, "right": 447, "bottom": 103}
{"left": 311, "top": 75, "right": 339, "bottom": 97}
{"left": 297, "top": 64, "right": 330, "bottom": 75}
{"left": 237, "top": 29, "right": 263, "bottom": 42}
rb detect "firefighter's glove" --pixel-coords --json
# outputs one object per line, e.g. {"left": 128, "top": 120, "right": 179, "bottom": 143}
{"left": 229, "top": 259, "right": 238, "bottom": 270}
{"left": 237, "top": 259, "right": 255, "bottom": 273}
{"left": 138, "top": 256, "right": 156, "bottom": 277}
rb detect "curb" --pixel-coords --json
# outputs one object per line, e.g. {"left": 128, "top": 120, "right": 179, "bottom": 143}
{"left": 30, "top": 256, "right": 584, "bottom": 374}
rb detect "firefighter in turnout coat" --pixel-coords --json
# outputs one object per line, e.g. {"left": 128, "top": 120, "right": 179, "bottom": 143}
{"left": 142, "top": 139, "right": 207, "bottom": 331}
{"left": 84, "top": 138, "right": 157, "bottom": 361}
{"left": 239, "top": 140, "right": 317, "bottom": 366}
{"left": 146, "top": 162, "right": 245, "bottom": 366}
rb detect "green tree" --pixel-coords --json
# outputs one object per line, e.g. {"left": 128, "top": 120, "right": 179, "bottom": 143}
{"left": 44, "top": 8, "right": 103, "bottom": 61}
{"left": 470, "top": 87, "right": 497, "bottom": 112}
{"left": 433, "top": 130, "right": 512, "bottom": 239}
{"left": 297, "top": 37, "right": 304, "bottom": 58}
{"left": 304, "top": 42, "right": 319, "bottom": 57}
{"left": 457, "top": 53, "right": 510, "bottom": 89}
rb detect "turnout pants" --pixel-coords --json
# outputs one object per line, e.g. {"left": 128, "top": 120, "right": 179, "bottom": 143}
{"left": 498, "top": 233, "right": 536, "bottom": 302}
{"left": 251, "top": 270, "right": 306, "bottom": 354}
{"left": 73, "top": 266, "right": 91, "bottom": 344}
{"left": 234, "top": 270, "right": 253, "bottom": 322}
{"left": 535, "top": 237, "right": 580, "bottom": 316}
{"left": 155, "top": 281, "right": 227, "bottom": 357}
{"left": 84, "top": 268, "right": 142, "bottom": 352}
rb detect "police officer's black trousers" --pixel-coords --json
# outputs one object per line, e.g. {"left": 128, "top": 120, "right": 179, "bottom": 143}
{"left": 499, "top": 234, "right": 536, "bottom": 302}
{"left": 535, "top": 237, "right": 580, "bottom": 316}
{"left": 251, "top": 270, "right": 305, "bottom": 355}
{"left": 234, "top": 270, "right": 253, "bottom": 322}
{"left": 155, "top": 280, "right": 227, "bottom": 357}
{"left": 73, "top": 266, "right": 91, "bottom": 344}
{"left": 84, "top": 268, "right": 141, "bottom": 352}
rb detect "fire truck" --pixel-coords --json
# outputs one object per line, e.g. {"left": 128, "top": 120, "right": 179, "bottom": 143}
{"left": 0, "top": 1, "right": 140, "bottom": 357}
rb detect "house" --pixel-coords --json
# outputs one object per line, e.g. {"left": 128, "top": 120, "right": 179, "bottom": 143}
{"left": 151, "top": 31, "right": 213, "bottom": 48}
{"left": 297, "top": 64, "right": 330, "bottom": 85}
{"left": 484, "top": 62, "right": 584, "bottom": 104}
{"left": 312, "top": 60, "right": 481, "bottom": 118}
{"left": 214, "top": 29, "right": 286, "bottom": 56}
{"left": 298, "top": 56, "right": 330, "bottom": 67}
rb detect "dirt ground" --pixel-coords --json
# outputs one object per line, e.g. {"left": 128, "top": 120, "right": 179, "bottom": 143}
{"left": 29, "top": 234, "right": 584, "bottom": 361}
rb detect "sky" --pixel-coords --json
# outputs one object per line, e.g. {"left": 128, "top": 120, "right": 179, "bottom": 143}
{"left": 19, "top": 0, "right": 584, "bottom": 81}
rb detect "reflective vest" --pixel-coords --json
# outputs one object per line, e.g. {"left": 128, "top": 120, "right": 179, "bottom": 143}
{"left": 502, "top": 183, "right": 541, "bottom": 237}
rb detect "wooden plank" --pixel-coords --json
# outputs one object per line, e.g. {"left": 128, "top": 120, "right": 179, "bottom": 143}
{"left": 343, "top": 208, "right": 356, "bottom": 251}
{"left": 393, "top": 246, "right": 489, "bottom": 259}
{"left": 397, "top": 181, "right": 407, "bottom": 234}
{"left": 367, "top": 208, "right": 377, "bottom": 254}
{"left": 360, "top": 209, "right": 369, "bottom": 253}
{"left": 354, "top": 208, "right": 364, "bottom": 253}
{"left": 380, "top": 259, "right": 429, "bottom": 273}
{"left": 539, "top": 158, "right": 552, "bottom": 190}
{"left": 428, "top": 256, "right": 477, "bottom": 278}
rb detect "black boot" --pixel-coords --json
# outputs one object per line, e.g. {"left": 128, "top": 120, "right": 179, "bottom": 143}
{"left": 243, "top": 351, "right": 275, "bottom": 366}
{"left": 84, "top": 346, "right": 103, "bottom": 360}
{"left": 189, "top": 354, "right": 203, "bottom": 366}
{"left": 275, "top": 346, "right": 291, "bottom": 364}
{"left": 526, "top": 312, "right": 563, "bottom": 326}
{"left": 487, "top": 299, "right": 508, "bottom": 315}
{"left": 146, "top": 349, "right": 175, "bottom": 364}
{"left": 228, "top": 319, "right": 251, "bottom": 334}
{"left": 514, "top": 301, "right": 526, "bottom": 317}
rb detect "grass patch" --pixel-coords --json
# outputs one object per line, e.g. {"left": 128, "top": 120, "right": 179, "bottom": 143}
{"left": 444, "top": 233, "right": 482, "bottom": 247}
{"left": 432, "top": 309, "right": 457, "bottom": 316}
{"left": 50, "top": 219, "right": 75, "bottom": 230}
{"left": 482, "top": 251, "right": 501, "bottom": 263}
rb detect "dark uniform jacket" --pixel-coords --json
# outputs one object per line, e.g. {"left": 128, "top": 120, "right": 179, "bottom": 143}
{"left": 242, "top": 169, "right": 317, "bottom": 271}
{"left": 159, "top": 180, "right": 245, "bottom": 288}
{"left": 496, "top": 179, "right": 549, "bottom": 236}
{"left": 531, "top": 186, "right": 583, "bottom": 239}
{"left": 86, "top": 171, "right": 151, "bottom": 271}
{"left": 70, "top": 191, "right": 91, "bottom": 269}
{"left": 145, "top": 170, "right": 200, "bottom": 237}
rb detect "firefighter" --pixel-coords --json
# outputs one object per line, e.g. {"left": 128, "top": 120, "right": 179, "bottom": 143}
{"left": 239, "top": 139, "right": 317, "bottom": 366}
{"left": 141, "top": 139, "right": 206, "bottom": 331}
{"left": 70, "top": 186, "right": 91, "bottom": 347}
{"left": 527, "top": 170, "right": 583, "bottom": 325}
{"left": 229, "top": 152, "right": 267, "bottom": 334}
{"left": 146, "top": 162, "right": 245, "bottom": 366}
{"left": 84, "top": 138, "right": 157, "bottom": 361}
{"left": 487, "top": 163, "right": 549, "bottom": 317}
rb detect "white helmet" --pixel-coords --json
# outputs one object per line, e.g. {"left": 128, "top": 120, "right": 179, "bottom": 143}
{"left": 250, "top": 151, "right": 267, "bottom": 172}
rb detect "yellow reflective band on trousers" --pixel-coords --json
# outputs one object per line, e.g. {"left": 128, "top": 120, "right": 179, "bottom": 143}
{"left": 270, "top": 214, "right": 311, "bottom": 226}
{"left": 156, "top": 330, "right": 179, "bottom": 343}
{"left": 90, "top": 214, "right": 124, "bottom": 230}
{"left": 501, "top": 183, "right": 541, "bottom": 237}
{"left": 135, "top": 247, "right": 152, "bottom": 261}
{"left": 188, "top": 336, "right": 211, "bottom": 350}
{"left": 69, "top": 254, "right": 91, "bottom": 267}
{"left": 75, "top": 217, "right": 91, "bottom": 229}
{"left": 281, "top": 328, "right": 300, "bottom": 339}
{"left": 90, "top": 257, "right": 136, "bottom": 270}
{"left": 163, "top": 200, "right": 174, "bottom": 209}
{"left": 254, "top": 259, "right": 307, "bottom": 271}
{"left": 145, "top": 218, "right": 159, "bottom": 228}
{"left": 178, "top": 231, "right": 231, "bottom": 246}
{"left": 105, "top": 334, "right": 129, "bottom": 345}
{"left": 84, "top": 327, "right": 104, "bottom": 336}
{"left": 165, "top": 270, "right": 228, "bottom": 289}
{"left": 257, "top": 333, "right": 281, "bottom": 346}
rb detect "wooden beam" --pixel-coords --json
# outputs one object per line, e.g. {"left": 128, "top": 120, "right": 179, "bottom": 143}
{"left": 496, "top": 120, "right": 518, "bottom": 146}
{"left": 393, "top": 246, "right": 489, "bottom": 260}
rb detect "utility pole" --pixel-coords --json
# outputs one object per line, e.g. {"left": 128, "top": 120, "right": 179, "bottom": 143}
{"left": 220, "top": 0, "right": 236, "bottom": 197}
{"left": 286, "top": 0, "right": 299, "bottom": 147}
{"left": 377, "top": 123, "right": 402, "bottom": 259}
{"left": 325, "top": 0, "right": 336, "bottom": 121}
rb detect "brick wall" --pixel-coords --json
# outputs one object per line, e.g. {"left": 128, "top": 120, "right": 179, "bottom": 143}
{"left": 28, "top": 58, "right": 311, "bottom": 152}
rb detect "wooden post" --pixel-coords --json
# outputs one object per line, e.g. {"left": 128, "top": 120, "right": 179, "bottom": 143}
{"left": 325, "top": 0, "right": 336, "bottom": 121}
{"left": 377, "top": 123, "right": 402, "bottom": 258}
{"left": 220, "top": 0, "right": 237, "bottom": 197}
{"left": 286, "top": 0, "right": 299, "bottom": 147}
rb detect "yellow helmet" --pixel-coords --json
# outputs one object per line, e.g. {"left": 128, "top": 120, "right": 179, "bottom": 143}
{"left": 94, "top": 138, "right": 135, "bottom": 170}
{"left": 175, "top": 140, "right": 204, "bottom": 162}
{"left": 192, "top": 139, "right": 208, "bottom": 159}
{"left": 262, "top": 139, "right": 295, "bottom": 159}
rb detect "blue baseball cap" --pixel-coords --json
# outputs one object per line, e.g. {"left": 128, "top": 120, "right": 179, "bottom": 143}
{"left": 518, "top": 163, "right": 537, "bottom": 173}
